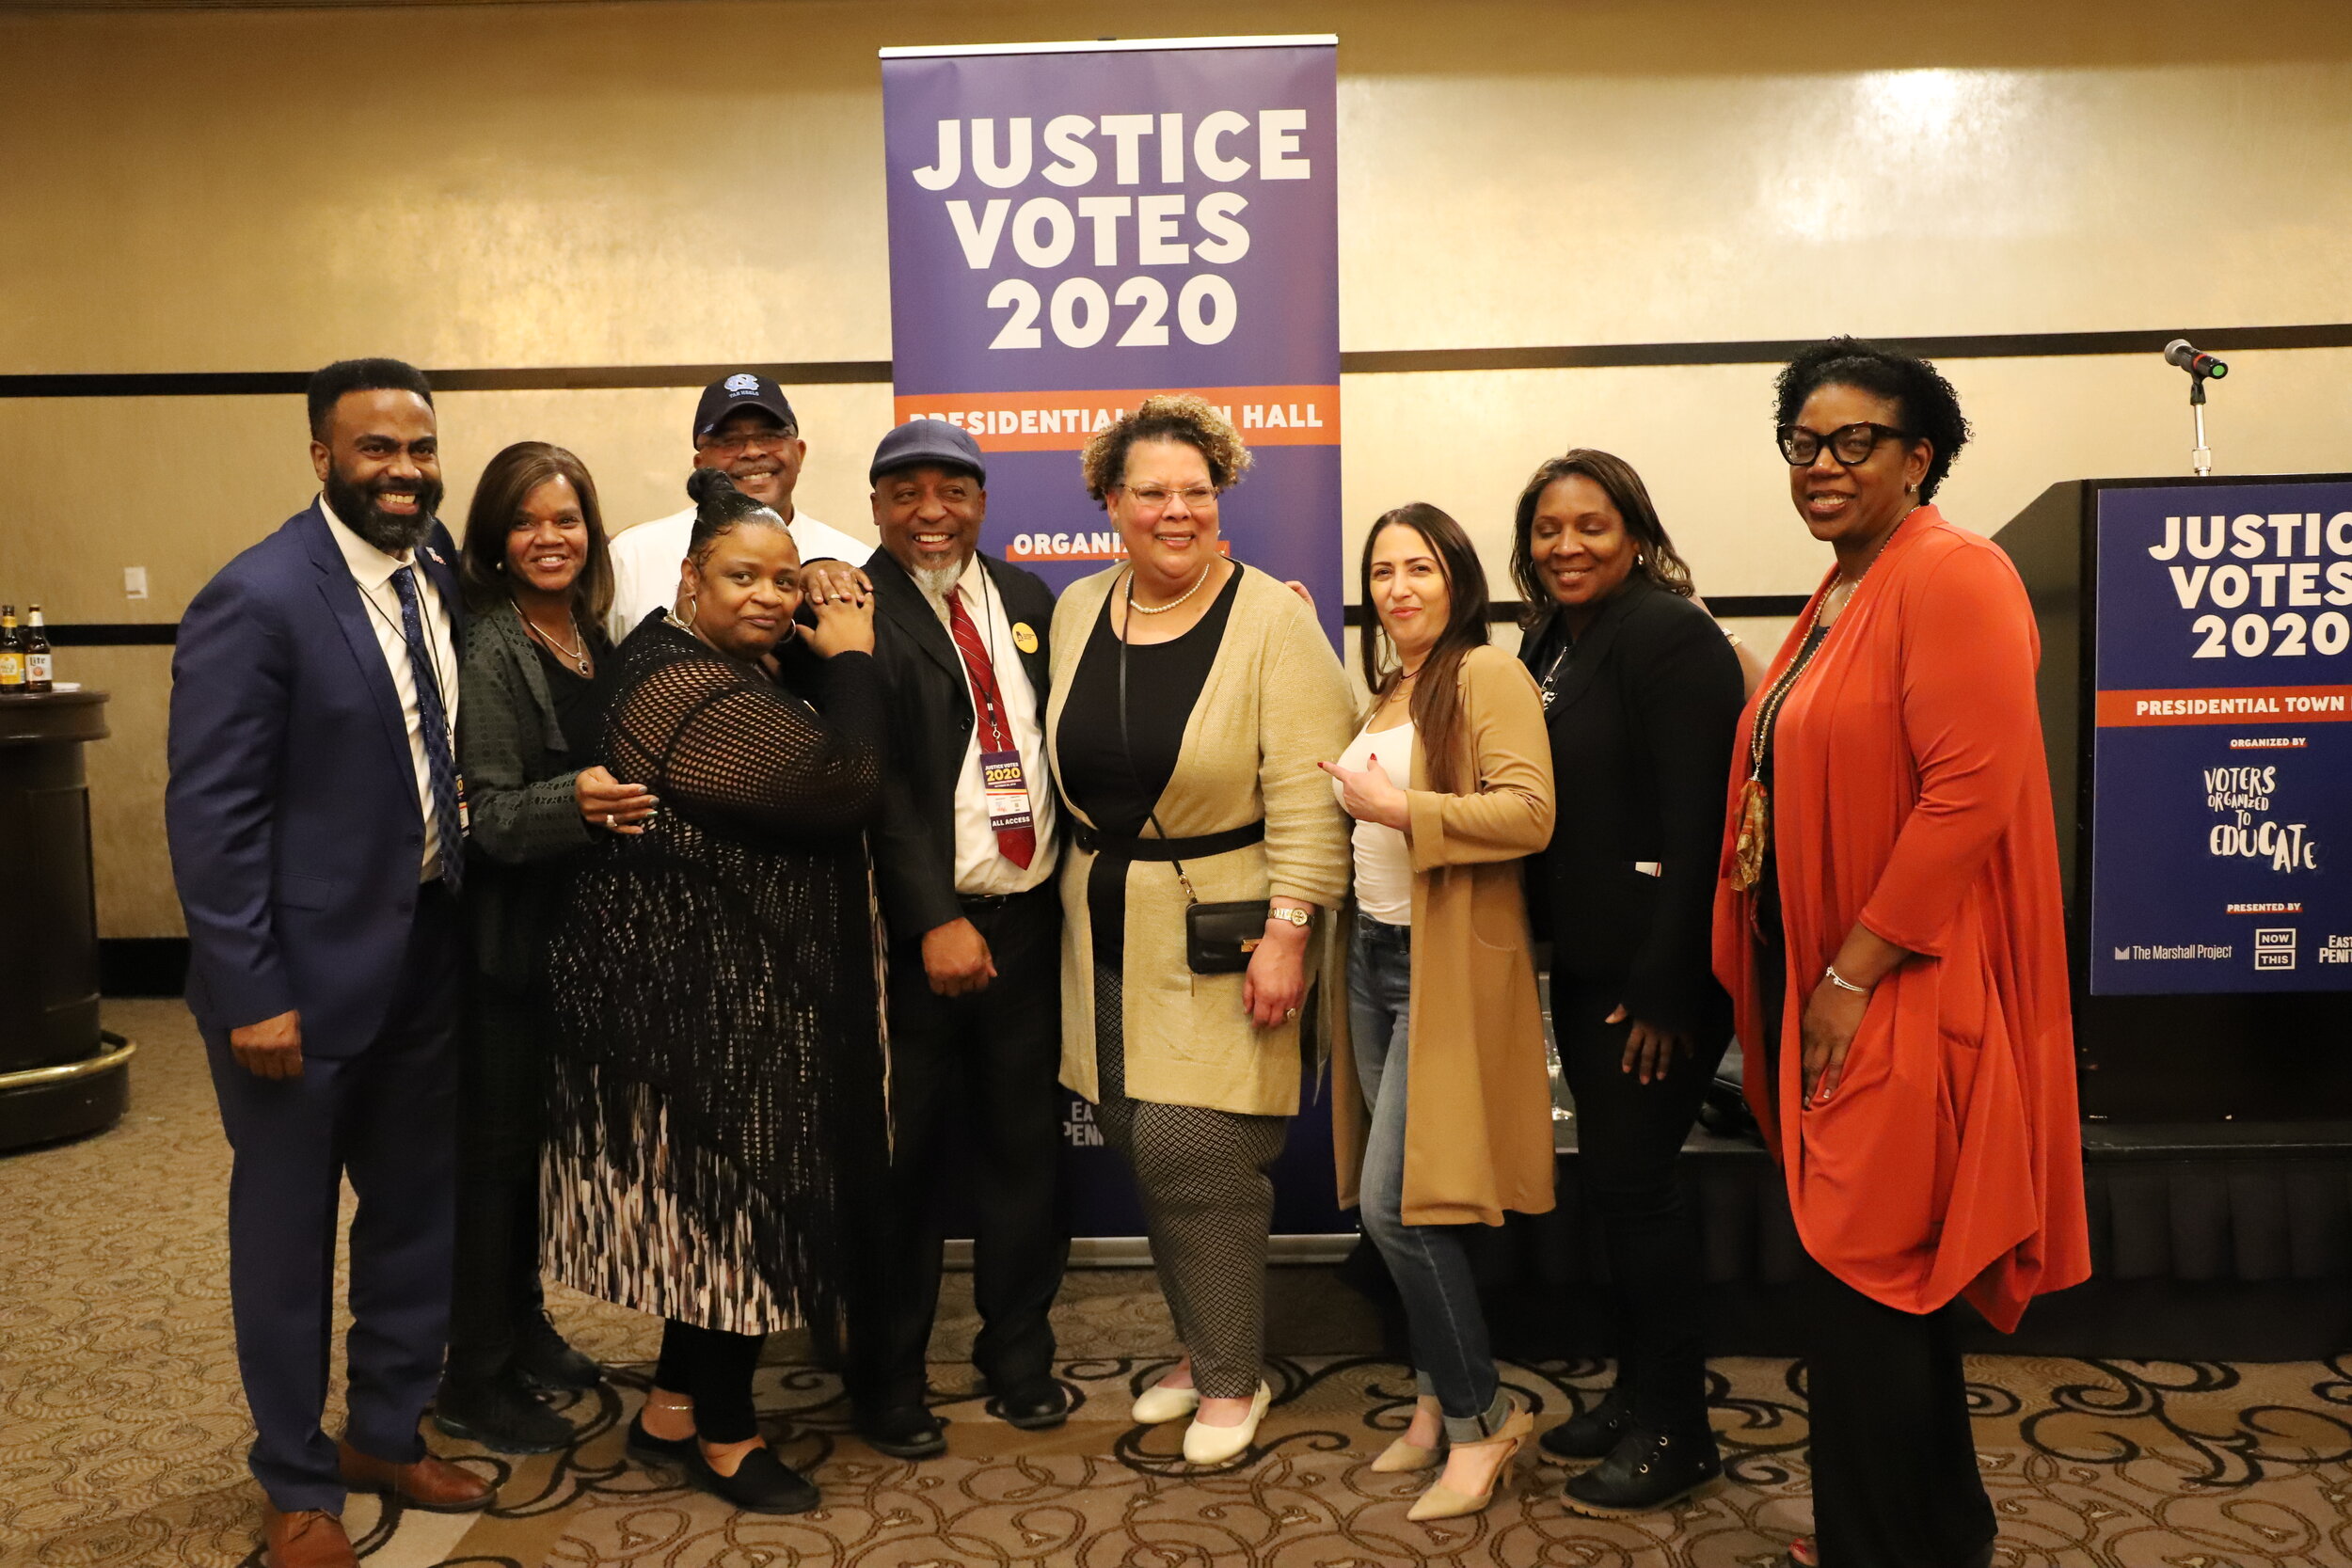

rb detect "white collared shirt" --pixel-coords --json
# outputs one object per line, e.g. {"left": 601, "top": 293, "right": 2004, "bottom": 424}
{"left": 929, "top": 554, "right": 1057, "bottom": 896}
{"left": 605, "top": 504, "right": 872, "bottom": 643}
{"left": 321, "top": 497, "right": 461, "bottom": 882}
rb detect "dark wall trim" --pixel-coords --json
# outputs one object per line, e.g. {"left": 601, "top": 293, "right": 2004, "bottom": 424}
{"left": 51, "top": 624, "right": 176, "bottom": 646}
{"left": 99, "top": 938, "right": 188, "bottom": 998}
{"left": 63, "top": 597, "right": 1811, "bottom": 643}
{"left": 5, "top": 323, "right": 2345, "bottom": 400}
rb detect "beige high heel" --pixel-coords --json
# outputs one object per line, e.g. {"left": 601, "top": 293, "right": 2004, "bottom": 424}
{"left": 1372, "top": 1397, "right": 1448, "bottom": 1473}
{"left": 1406, "top": 1403, "right": 1534, "bottom": 1521}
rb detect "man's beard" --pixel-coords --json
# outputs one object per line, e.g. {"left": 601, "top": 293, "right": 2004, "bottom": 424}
{"left": 912, "top": 561, "right": 965, "bottom": 598}
{"left": 325, "top": 464, "right": 442, "bottom": 555}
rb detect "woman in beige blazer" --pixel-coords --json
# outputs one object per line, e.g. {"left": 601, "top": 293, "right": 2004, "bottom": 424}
{"left": 1047, "top": 395, "right": 1354, "bottom": 1467}
{"left": 1322, "top": 503, "right": 1557, "bottom": 1520}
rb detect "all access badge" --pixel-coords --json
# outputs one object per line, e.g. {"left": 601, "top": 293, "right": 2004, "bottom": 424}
{"left": 1011, "top": 622, "right": 1039, "bottom": 655}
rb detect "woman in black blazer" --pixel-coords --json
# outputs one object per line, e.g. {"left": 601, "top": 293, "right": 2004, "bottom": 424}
{"left": 1515, "top": 450, "right": 1746, "bottom": 1516}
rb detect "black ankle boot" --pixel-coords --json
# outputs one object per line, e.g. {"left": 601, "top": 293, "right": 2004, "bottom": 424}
{"left": 1540, "top": 1385, "right": 1629, "bottom": 1461}
{"left": 434, "top": 1372, "right": 576, "bottom": 1454}
{"left": 514, "top": 1310, "right": 604, "bottom": 1392}
{"left": 1560, "top": 1422, "right": 1721, "bottom": 1516}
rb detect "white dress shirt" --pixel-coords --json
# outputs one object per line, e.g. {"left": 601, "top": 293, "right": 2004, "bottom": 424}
{"left": 605, "top": 504, "right": 872, "bottom": 643}
{"left": 930, "top": 555, "right": 1057, "bottom": 896}
{"left": 321, "top": 497, "right": 461, "bottom": 882}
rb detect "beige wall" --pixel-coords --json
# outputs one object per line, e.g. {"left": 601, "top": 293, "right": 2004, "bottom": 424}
{"left": 4, "top": 0, "right": 2348, "bottom": 936}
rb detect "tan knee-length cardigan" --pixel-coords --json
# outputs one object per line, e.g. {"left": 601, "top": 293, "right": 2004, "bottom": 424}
{"left": 1331, "top": 643, "right": 1559, "bottom": 1227}
{"left": 1047, "top": 563, "right": 1356, "bottom": 1117}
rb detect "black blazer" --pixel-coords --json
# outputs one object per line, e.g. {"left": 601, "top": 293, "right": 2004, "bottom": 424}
{"left": 1521, "top": 576, "right": 1744, "bottom": 1033}
{"left": 866, "top": 547, "right": 1057, "bottom": 942}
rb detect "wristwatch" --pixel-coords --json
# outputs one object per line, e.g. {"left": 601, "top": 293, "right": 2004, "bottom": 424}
{"left": 1267, "top": 906, "right": 1312, "bottom": 929}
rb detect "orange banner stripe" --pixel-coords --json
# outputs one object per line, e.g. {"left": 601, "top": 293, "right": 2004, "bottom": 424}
{"left": 893, "top": 385, "right": 1340, "bottom": 451}
{"left": 2096, "top": 685, "right": 2352, "bottom": 725}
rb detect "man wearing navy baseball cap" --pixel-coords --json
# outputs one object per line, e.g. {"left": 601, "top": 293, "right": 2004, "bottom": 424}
{"left": 603, "top": 372, "right": 873, "bottom": 641}
{"left": 808, "top": 420, "right": 1070, "bottom": 1457}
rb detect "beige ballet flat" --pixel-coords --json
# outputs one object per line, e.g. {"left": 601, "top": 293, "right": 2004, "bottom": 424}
{"left": 1406, "top": 1404, "right": 1534, "bottom": 1521}
{"left": 1182, "top": 1383, "right": 1272, "bottom": 1466}
{"left": 1132, "top": 1380, "right": 1201, "bottom": 1425}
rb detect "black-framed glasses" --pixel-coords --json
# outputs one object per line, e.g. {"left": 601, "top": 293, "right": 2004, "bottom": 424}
{"left": 1776, "top": 421, "right": 1913, "bottom": 467}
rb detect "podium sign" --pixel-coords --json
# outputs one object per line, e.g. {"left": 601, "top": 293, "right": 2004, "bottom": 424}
{"left": 2089, "top": 480, "right": 2352, "bottom": 993}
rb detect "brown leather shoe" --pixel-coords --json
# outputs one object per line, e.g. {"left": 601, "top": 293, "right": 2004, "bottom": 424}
{"left": 260, "top": 1504, "right": 357, "bottom": 1568}
{"left": 335, "top": 1438, "right": 495, "bottom": 1512}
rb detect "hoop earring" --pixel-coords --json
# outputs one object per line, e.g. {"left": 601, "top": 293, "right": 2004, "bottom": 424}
{"left": 680, "top": 590, "right": 699, "bottom": 630}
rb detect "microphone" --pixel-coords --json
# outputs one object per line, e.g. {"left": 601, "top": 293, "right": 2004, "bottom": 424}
{"left": 2166, "top": 338, "right": 2229, "bottom": 379}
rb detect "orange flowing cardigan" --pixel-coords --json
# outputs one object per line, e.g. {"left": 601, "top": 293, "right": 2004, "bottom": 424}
{"left": 1711, "top": 508, "right": 2090, "bottom": 1330}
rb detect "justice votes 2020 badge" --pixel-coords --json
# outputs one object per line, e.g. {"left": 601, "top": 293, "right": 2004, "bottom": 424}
{"left": 980, "top": 749, "right": 1034, "bottom": 832}
{"left": 1010, "top": 622, "right": 1039, "bottom": 655}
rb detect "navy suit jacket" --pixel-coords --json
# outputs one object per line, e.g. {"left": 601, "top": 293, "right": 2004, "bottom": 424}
{"left": 166, "top": 501, "right": 466, "bottom": 1055}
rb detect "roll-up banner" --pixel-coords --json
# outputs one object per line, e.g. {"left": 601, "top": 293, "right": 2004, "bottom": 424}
{"left": 2089, "top": 478, "right": 2352, "bottom": 994}
{"left": 879, "top": 36, "right": 1347, "bottom": 1242}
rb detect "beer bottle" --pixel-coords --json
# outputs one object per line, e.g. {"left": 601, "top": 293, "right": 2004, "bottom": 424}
{"left": 24, "top": 605, "right": 52, "bottom": 694}
{"left": 0, "top": 606, "right": 24, "bottom": 691}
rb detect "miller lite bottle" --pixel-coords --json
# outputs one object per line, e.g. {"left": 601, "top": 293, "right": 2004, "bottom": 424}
{"left": 24, "top": 605, "right": 52, "bottom": 694}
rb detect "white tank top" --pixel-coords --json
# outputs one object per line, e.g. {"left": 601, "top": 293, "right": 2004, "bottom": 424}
{"left": 1335, "top": 718, "right": 1417, "bottom": 925}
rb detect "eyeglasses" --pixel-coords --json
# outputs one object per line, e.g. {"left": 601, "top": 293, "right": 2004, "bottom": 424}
{"left": 1776, "top": 421, "right": 1913, "bottom": 467}
{"left": 698, "top": 429, "right": 798, "bottom": 456}
{"left": 1119, "top": 484, "right": 1218, "bottom": 513}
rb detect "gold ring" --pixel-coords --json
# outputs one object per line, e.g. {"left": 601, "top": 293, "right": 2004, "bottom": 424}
{"left": 1284, "top": 1007, "right": 1297, "bottom": 1022}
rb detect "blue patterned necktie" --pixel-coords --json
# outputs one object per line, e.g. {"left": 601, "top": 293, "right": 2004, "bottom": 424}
{"left": 389, "top": 564, "right": 464, "bottom": 892}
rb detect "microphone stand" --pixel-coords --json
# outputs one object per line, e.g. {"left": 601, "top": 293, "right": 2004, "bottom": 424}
{"left": 2187, "top": 367, "right": 2215, "bottom": 478}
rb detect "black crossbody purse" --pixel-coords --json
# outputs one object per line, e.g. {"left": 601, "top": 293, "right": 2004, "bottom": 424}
{"left": 1119, "top": 578, "right": 1270, "bottom": 974}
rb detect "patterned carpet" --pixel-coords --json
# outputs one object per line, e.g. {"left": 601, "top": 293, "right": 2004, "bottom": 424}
{"left": 6, "top": 1002, "right": 2352, "bottom": 1568}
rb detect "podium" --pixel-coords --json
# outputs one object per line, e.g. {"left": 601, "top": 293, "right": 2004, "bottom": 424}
{"left": 1994, "top": 475, "right": 2352, "bottom": 1122}
{"left": 0, "top": 690, "right": 135, "bottom": 1150}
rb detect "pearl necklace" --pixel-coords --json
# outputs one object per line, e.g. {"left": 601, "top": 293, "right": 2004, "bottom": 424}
{"left": 1125, "top": 562, "right": 1216, "bottom": 614}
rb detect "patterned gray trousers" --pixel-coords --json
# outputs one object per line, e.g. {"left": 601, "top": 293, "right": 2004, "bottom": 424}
{"left": 1092, "top": 962, "right": 1289, "bottom": 1400}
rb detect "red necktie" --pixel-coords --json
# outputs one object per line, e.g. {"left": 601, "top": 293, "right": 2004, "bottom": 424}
{"left": 946, "top": 586, "right": 1036, "bottom": 869}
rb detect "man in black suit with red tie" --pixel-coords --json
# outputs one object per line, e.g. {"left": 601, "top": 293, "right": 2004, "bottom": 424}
{"left": 809, "top": 420, "right": 1069, "bottom": 1457}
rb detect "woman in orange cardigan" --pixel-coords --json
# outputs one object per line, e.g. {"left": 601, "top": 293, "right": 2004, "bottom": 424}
{"left": 1712, "top": 339, "right": 2089, "bottom": 1568}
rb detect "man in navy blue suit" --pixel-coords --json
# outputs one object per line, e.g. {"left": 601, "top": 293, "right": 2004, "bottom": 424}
{"left": 167, "top": 359, "right": 494, "bottom": 1568}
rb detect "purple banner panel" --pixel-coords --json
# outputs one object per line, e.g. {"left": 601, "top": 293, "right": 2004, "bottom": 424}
{"left": 880, "top": 37, "right": 1350, "bottom": 1242}
{"left": 879, "top": 36, "right": 1343, "bottom": 644}
{"left": 2090, "top": 479, "right": 2352, "bottom": 994}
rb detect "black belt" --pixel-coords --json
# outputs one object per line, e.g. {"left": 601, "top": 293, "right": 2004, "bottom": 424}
{"left": 958, "top": 883, "right": 1055, "bottom": 911}
{"left": 1073, "top": 818, "right": 1265, "bottom": 861}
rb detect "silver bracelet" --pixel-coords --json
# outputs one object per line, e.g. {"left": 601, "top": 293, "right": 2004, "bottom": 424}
{"left": 1822, "top": 964, "right": 1870, "bottom": 995}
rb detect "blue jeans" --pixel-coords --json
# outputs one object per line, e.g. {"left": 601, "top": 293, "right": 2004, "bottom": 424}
{"left": 1348, "top": 915, "right": 1510, "bottom": 1442}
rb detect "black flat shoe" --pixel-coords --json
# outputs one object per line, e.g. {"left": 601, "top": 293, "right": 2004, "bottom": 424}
{"left": 684, "top": 1444, "right": 819, "bottom": 1514}
{"left": 1539, "top": 1386, "right": 1629, "bottom": 1461}
{"left": 625, "top": 1414, "right": 698, "bottom": 1467}
{"left": 515, "top": 1312, "right": 605, "bottom": 1393}
{"left": 1561, "top": 1423, "right": 1721, "bottom": 1517}
{"left": 987, "top": 1379, "right": 1071, "bottom": 1431}
{"left": 432, "top": 1375, "right": 575, "bottom": 1454}
{"left": 855, "top": 1404, "right": 947, "bottom": 1459}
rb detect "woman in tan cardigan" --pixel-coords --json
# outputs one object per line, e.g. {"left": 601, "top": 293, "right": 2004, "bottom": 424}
{"left": 1323, "top": 503, "right": 1556, "bottom": 1519}
{"left": 1048, "top": 395, "right": 1354, "bottom": 1467}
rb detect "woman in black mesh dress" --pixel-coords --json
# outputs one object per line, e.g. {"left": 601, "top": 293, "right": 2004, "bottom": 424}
{"left": 542, "top": 468, "right": 885, "bottom": 1514}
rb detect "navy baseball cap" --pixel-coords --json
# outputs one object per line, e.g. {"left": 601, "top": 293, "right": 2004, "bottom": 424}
{"left": 693, "top": 372, "right": 797, "bottom": 439}
{"left": 869, "top": 419, "right": 988, "bottom": 485}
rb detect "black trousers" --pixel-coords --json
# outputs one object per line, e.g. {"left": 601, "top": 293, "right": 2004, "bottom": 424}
{"left": 1803, "top": 1254, "right": 1996, "bottom": 1566}
{"left": 654, "top": 1320, "right": 765, "bottom": 1444}
{"left": 1551, "top": 975, "right": 1728, "bottom": 1434}
{"left": 202, "top": 880, "right": 461, "bottom": 1513}
{"left": 448, "top": 974, "right": 552, "bottom": 1381}
{"left": 852, "top": 885, "right": 1068, "bottom": 1412}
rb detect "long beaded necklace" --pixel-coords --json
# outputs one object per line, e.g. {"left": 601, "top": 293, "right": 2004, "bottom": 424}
{"left": 1728, "top": 505, "right": 1917, "bottom": 892}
